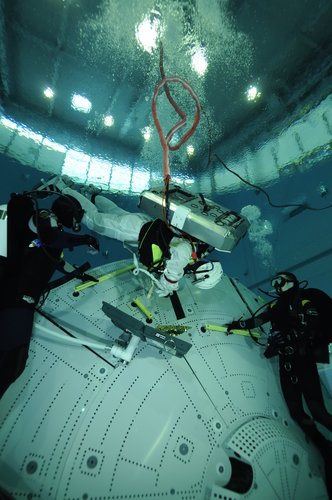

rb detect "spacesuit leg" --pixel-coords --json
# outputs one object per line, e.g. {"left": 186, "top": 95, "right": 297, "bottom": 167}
{"left": 94, "top": 195, "right": 152, "bottom": 242}
{"left": 62, "top": 188, "right": 151, "bottom": 243}
{"left": 94, "top": 195, "right": 131, "bottom": 216}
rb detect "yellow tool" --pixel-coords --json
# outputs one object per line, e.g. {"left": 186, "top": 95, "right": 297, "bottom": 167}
{"left": 205, "top": 323, "right": 261, "bottom": 338}
{"left": 155, "top": 325, "right": 191, "bottom": 336}
{"left": 74, "top": 264, "right": 135, "bottom": 292}
{"left": 132, "top": 297, "right": 153, "bottom": 320}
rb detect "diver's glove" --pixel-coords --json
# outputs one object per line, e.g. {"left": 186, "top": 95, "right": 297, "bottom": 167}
{"left": 87, "top": 236, "right": 99, "bottom": 251}
{"left": 225, "top": 319, "right": 247, "bottom": 334}
{"left": 264, "top": 331, "right": 286, "bottom": 358}
{"left": 156, "top": 274, "right": 179, "bottom": 297}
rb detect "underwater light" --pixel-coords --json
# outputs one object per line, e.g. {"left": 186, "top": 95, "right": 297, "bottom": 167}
{"left": 246, "top": 85, "right": 261, "bottom": 101}
{"left": 43, "top": 87, "right": 54, "bottom": 99}
{"left": 135, "top": 16, "right": 161, "bottom": 54}
{"left": 187, "top": 144, "right": 195, "bottom": 156}
{"left": 71, "top": 94, "right": 92, "bottom": 113}
{"left": 142, "top": 126, "right": 151, "bottom": 141}
{"left": 191, "top": 46, "right": 208, "bottom": 77}
{"left": 104, "top": 115, "right": 114, "bottom": 127}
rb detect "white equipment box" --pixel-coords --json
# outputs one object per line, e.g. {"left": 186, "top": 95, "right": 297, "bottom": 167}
{"left": 139, "top": 185, "right": 250, "bottom": 252}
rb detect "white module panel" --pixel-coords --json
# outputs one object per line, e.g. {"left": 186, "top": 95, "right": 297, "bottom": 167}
{"left": 0, "top": 259, "right": 328, "bottom": 499}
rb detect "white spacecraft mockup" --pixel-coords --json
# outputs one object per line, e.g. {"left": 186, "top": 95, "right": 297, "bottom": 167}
{"left": 0, "top": 258, "right": 329, "bottom": 499}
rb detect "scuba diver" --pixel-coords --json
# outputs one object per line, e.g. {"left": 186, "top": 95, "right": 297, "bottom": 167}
{"left": 0, "top": 189, "right": 99, "bottom": 399}
{"left": 52, "top": 177, "right": 219, "bottom": 297}
{"left": 226, "top": 271, "right": 332, "bottom": 494}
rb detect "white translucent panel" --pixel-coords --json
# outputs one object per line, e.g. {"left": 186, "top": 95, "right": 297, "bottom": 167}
{"left": 36, "top": 145, "right": 66, "bottom": 174}
{"left": 0, "top": 123, "right": 15, "bottom": 152}
{"left": 248, "top": 143, "right": 279, "bottom": 184}
{"left": 17, "top": 126, "right": 43, "bottom": 143}
{"left": 172, "top": 176, "right": 186, "bottom": 185}
{"left": 7, "top": 133, "right": 40, "bottom": 165}
{"left": 62, "top": 149, "right": 90, "bottom": 182}
{"left": 110, "top": 163, "right": 132, "bottom": 191}
{"left": 130, "top": 168, "right": 150, "bottom": 193}
{"left": 276, "top": 130, "right": 302, "bottom": 166}
{"left": 87, "top": 157, "right": 112, "bottom": 188}
{"left": 293, "top": 115, "right": 331, "bottom": 153}
{"left": 42, "top": 137, "right": 67, "bottom": 153}
{"left": 196, "top": 173, "right": 212, "bottom": 195}
{"left": 213, "top": 160, "right": 244, "bottom": 192}
{"left": 150, "top": 171, "right": 164, "bottom": 185}
{"left": 0, "top": 116, "right": 17, "bottom": 129}
{"left": 184, "top": 178, "right": 195, "bottom": 185}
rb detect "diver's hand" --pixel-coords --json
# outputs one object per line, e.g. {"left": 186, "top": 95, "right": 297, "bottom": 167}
{"left": 87, "top": 236, "right": 99, "bottom": 251}
{"left": 225, "top": 320, "right": 246, "bottom": 334}
{"left": 264, "top": 331, "right": 286, "bottom": 358}
{"left": 156, "top": 274, "right": 178, "bottom": 297}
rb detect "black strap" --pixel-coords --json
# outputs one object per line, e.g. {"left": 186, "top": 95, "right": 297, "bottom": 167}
{"left": 46, "top": 261, "right": 94, "bottom": 291}
{"left": 170, "top": 291, "right": 186, "bottom": 320}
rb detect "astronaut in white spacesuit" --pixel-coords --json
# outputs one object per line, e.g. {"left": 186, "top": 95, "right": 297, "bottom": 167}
{"left": 51, "top": 179, "right": 197, "bottom": 297}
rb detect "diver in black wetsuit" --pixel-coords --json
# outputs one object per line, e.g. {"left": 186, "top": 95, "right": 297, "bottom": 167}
{"left": 0, "top": 191, "right": 99, "bottom": 399}
{"left": 226, "top": 271, "right": 332, "bottom": 497}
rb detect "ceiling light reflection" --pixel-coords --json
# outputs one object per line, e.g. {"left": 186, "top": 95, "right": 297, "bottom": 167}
{"left": 187, "top": 144, "right": 195, "bottom": 156}
{"left": 191, "top": 46, "right": 208, "bottom": 77}
{"left": 104, "top": 115, "right": 114, "bottom": 127}
{"left": 246, "top": 85, "right": 261, "bottom": 101}
{"left": 142, "top": 126, "right": 152, "bottom": 141}
{"left": 43, "top": 87, "right": 54, "bottom": 99}
{"left": 135, "top": 16, "right": 161, "bottom": 54}
{"left": 71, "top": 94, "right": 92, "bottom": 113}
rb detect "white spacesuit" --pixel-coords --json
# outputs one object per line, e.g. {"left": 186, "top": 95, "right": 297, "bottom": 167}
{"left": 59, "top": 186, "right": 192, "bottom": 297}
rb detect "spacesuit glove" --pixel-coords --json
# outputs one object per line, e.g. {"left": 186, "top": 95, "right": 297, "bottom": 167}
{"left": 156, "top": 273, "right": 178, "bottom": 297}
{"left": 225, "top": 319, "right": 247, "bottom": 334}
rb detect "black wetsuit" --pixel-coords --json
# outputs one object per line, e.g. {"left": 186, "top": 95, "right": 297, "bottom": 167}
{"left": 245, "top": 287, "right": 332, "bottom": 453}
{"left": 0, "top": 193, "right": 97, "bottom": 398}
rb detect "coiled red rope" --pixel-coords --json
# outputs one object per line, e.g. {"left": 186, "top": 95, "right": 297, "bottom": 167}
{"left": 152, "top": 75, "right": 201, "bottom": 181}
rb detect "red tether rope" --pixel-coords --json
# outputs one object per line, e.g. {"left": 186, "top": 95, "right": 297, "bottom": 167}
{"left": 152, "top": 75, "right": 201, "bottom": 181}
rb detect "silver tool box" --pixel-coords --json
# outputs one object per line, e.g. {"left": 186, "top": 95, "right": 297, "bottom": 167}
{"left": 139, "top": 185, "right": 250, "bottom": 252}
